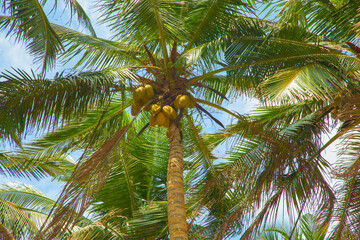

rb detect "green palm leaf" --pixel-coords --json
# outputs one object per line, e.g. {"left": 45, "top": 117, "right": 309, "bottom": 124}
{"left": 0, "top": 183, "right": 58, "bottom": 239}
{"left": 0, "top": 68, "right": 134, "bottom": 143}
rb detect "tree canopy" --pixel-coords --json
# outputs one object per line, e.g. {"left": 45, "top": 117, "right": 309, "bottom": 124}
{"left": 1, "top": 0, "right": 360, "bottom": 239}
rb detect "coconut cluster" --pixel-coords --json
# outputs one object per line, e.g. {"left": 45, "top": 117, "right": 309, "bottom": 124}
{"left": 131, "top": 85, "right": 197, "bottom": 128}
{"left": 150, "top": 104, "right": 177, "bottom": 127}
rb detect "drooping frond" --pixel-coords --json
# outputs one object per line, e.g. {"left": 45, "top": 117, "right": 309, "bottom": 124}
{"left": 0, "top": 68, "right": 134, "bottom": 143}
{"left": 330, "top": 174, "right": 360, "bottom": 239}
{"left": 37, "top": 125, "right": 130, "bottom": 239}
{"left": 203, "top": 108, "right": 334, "bottom": 239}
{"left": 64, "top": 0, "right": 97, "bottom": 37}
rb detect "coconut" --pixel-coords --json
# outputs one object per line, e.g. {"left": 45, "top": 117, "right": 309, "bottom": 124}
{"left": 144, "top": 85, "right": 154, "bottom": 98}
{"left": 151, "top": 104, "right": 162, "bottom": 115}
{"left": 156, "top": 112, "right": 167, "bottom": 127}
{"left": 179, "top": 95, "right": 191, "bottom": 108}
{"left": 162, "top": 105, "right": 177, "bottom": 120}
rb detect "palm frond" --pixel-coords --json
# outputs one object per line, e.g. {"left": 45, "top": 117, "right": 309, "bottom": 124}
{"left": 330, "top": 174, "right": 360, "bottom": 239}
{"left": 204, "top": 108, "right": 334, "bottom": 238}
{"left": 0, "top": 183, "right": 60, "bottom": 239}
{"left": 0, "top": 68, "right": 134, "bottom": 143}
{"left": 38, "top": 125, "right": 130, "bottom": 239}
{"left": 0, "top": 0, "right": 63, "bottom": 71}
{"left": 261, "top": 63, "right": 342, "bottom": 102}
{"left": 52, "top": 24, "right": 143, "bottom": 70}
{"left": 98, "top": 0, "right": 187, "bottom": 44}
{"left": 270, "top": 0, "right": 360, "bottom": 42}
{"left": 65, "top": 0, "right": 97, "bottom": 37}
{"left": 185, "top": 0, "right": 251, "bottom": 50}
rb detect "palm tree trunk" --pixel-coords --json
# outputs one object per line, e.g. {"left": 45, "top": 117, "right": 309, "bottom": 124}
{"left": 167, "top": 121, "right": 188, "bottom": 240}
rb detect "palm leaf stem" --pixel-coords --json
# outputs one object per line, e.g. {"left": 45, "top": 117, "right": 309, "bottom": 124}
{"left": 133, "top": 65, "right": 163, "bottom": 72}
{"left": 195, "top": 98, "right": 241, "bottom": 119}
{"left": 195, "top": 104, "right": 224, "bottom": 128}
{"left": 307, "top": 119, "right": 360, "bottom": 164}
{"left": 185, "top": 0, "right": 217, "bottom": 51}
{"left": 143, "top": 44, "right": 164, "bottom": 82}
{"left": 334, "top": 175, "right": 356, "bottom": 240}
{"left": 288, "top": 200, "right": 306, "bottom": 240}
{"left": 194, "top": 83, "right": 228, "bottom": 100}
{"left": 119, "top": 153, "right": 136, "bottom": 215}
{"left": 149, "top": 0, "right": 173, "bottom": 88}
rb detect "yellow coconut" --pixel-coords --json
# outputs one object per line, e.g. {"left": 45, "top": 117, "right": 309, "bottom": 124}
{"left": 156, "top": 112, "right": 167, "bottom": 127}
{"left": 163, "top": 116, "right": 170, "bottom": 128}
{"left": 179, "top": 95, "right": 191, "bottom": 108}
{"left": 133, "top": 97, "right": 143, "bottom": 108}
{"left": 134, "top": 87, "right": 145, "bottom": 102}
{"left": 151, "top": 104, "right": 162, "bottom": 115}
{"left": 144, "top": 85, "right": 154, "bottom": 98}
{"left": 162, "top": 105, "right": 177, "bottom": 120}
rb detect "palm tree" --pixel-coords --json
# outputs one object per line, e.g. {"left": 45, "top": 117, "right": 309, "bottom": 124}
{"left": 0, "top": 1, "right": 261, "bottom": 239}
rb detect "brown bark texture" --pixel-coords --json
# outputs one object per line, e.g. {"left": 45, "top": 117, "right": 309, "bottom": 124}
{"left": 167, "top": 121, "right": 188, "bottom": 240}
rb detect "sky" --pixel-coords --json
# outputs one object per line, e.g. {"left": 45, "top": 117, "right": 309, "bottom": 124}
{"left": 0, "top": 0, "right": 343, "bottom": 238}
